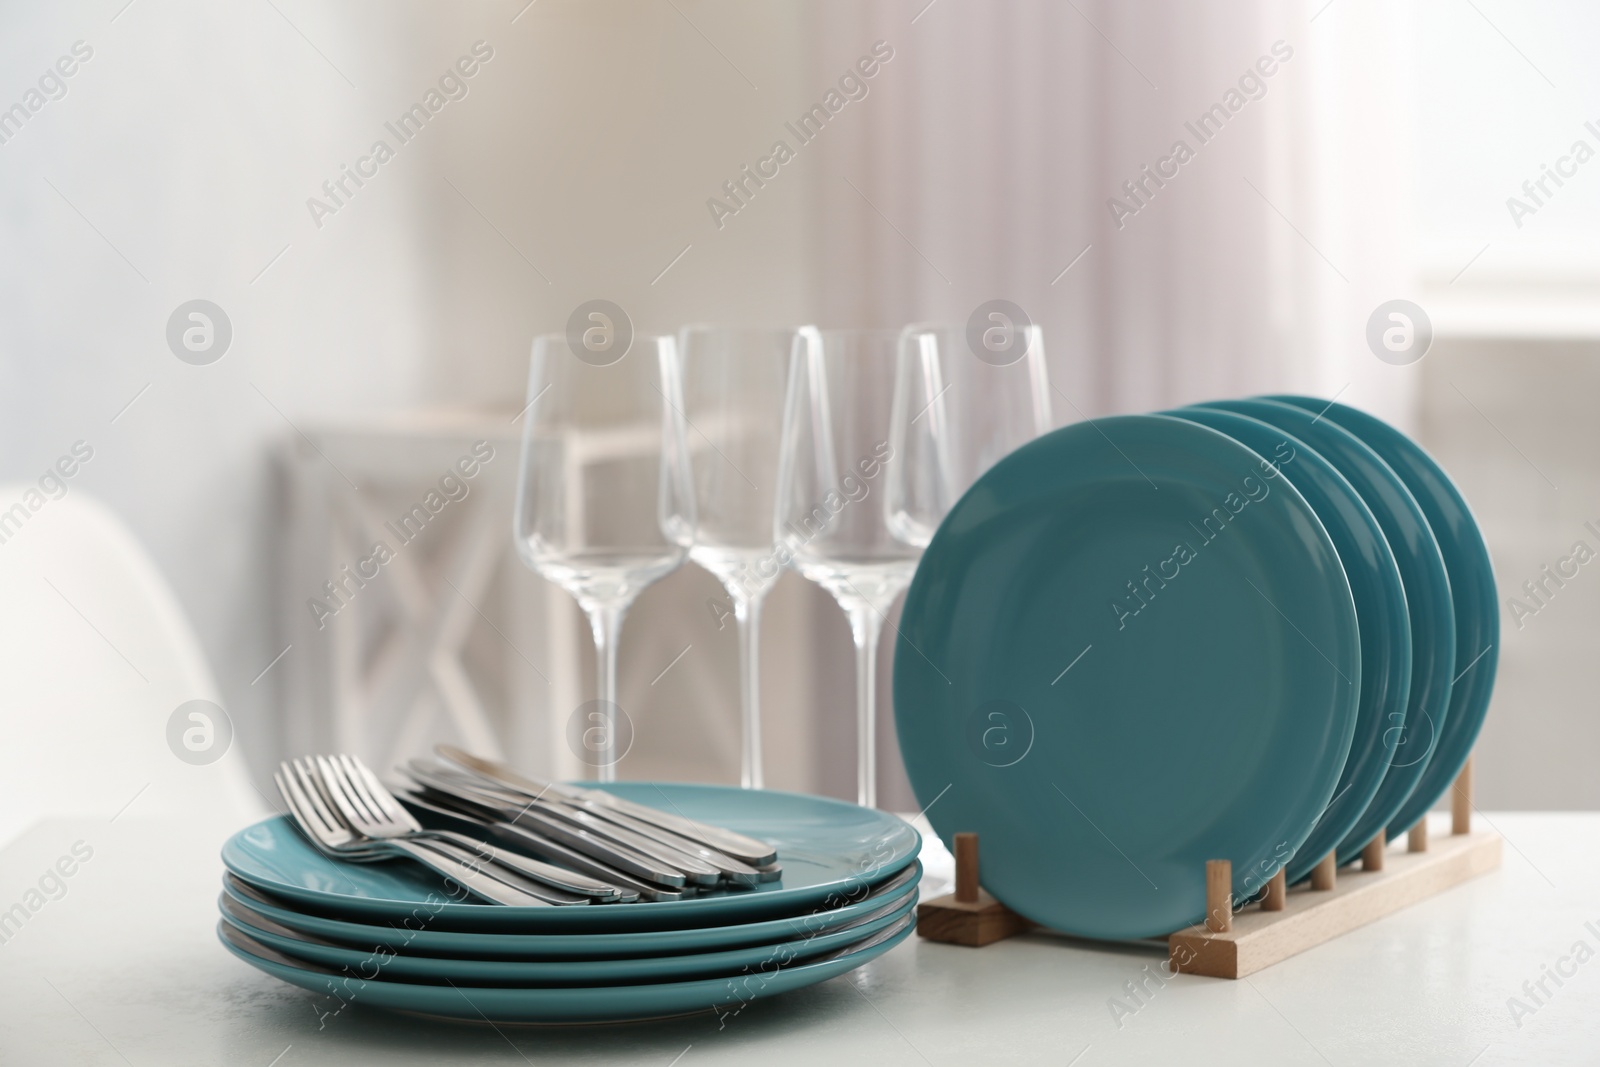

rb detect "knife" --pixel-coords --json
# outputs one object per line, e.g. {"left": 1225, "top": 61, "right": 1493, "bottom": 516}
{"left": 406, "top": 760, "right": 729, "bottom": 887}
{"left": 390, "top": 788, "right": 689, "bottom": 903}
{"left": 436, "top": 745, "right": 779, "bottom": 866}
{"left": 400, "top": 764, "right": 691, "bottom": 889}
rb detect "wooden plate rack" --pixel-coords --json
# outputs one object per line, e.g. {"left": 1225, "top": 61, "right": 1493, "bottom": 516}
{"left": 915, "top": 757, "right": 1502, "bottom": 978}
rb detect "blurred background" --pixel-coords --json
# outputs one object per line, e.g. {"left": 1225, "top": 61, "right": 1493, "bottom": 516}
{"left": 0, "top": 0, "right": 1594, "bottom": 836}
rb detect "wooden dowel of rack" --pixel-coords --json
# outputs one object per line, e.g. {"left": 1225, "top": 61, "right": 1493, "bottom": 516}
{"left": 1172, "top": 826, "right": 1502, "bottom": 979}
{"left": 922, "top": 749, "right": 1498, "bottom": 970}
{"left": 1453, "top": 756, "right": 1474, "bottom": 835}
{"left": 915, "top": 832, "right": 1033, "bottom": 947}
{"left": 954, "top": 832, "right": 978, "bottom": 903}
{"left": 1362, "top": 832, "right": 1386, "bottom": 872}
{"left": 1311, "top": 852, "right": 1337, "bottom": 891}
{"left": 1206, "top": 860, "right": 1232, "bottom": 932}
{"left": 1262, "top": 869, "right": 1286, "bottom": 911}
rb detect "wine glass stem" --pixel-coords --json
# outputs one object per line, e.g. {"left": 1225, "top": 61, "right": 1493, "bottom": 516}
{"left": 587, "top": 601, "right": 626, "bottom": 783}
{"left": 847, "top": 605, "right": 883, "bottom": 808}
{"left": 732, "top": 591, "right": 767, "bottom": 790}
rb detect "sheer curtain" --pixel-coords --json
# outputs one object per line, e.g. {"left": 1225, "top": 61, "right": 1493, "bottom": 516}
{"left": 803, "top": 0, "right": 1418, "bottom": 807}
{"left": 809, "top": 0, "right": 1416, "bottom": 417}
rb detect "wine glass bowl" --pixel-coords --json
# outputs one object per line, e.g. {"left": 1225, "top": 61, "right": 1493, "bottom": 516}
{"left": 513, "top": 332, "right": 693, "bottom": 780}
{"left": 886, "top": 322, "right": 1052, "bottom": 549}
{"left": 676, "top": 326, "right": 795, "bottom": 596}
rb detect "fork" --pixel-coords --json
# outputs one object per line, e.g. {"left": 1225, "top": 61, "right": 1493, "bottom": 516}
{"left": 298, "top": 757, "right": 607, "bottom": 905}
{"left": 274, "top": 763, "right": 548, "bottom": 907}
{"left": 283, "top": 757, "right": 599, "bottom": 904}
{"left": 316, "top": 755, "right": 627, "bottom": 902}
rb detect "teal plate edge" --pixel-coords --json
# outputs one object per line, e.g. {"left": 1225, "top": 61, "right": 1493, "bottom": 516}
{"left": 1266, "top": 395, "right": 1499, "bottom": 839}
{"left": 219, "top": 863, "right": 922, "bottom": 960}
{"left": 219, "top": 887, "right": 920, "bottom": 986}
{"left": 1168, "top": 406, "right": 1413, "bottom": 884}
{"left": 218, "top": 914, "right": 916, "bottom": 1024}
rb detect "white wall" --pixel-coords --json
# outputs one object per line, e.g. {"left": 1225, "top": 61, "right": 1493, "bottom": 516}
{"left": 1419, "top": 339, "right": 1600, "bottom": 810}
{"left": 0, "top": 2, "right": 438, "bottom": 786}
{"left": 0, "top": 1, "right": 835, "bottom": 796}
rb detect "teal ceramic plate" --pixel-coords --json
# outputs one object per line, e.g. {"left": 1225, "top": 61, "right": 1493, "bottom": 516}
{"left": 1269, "top": 397, "right": 1498, "bottom": 840}
{"left": 219, "top": 883, "right": 918, "bottom": 986}
{"left": 220, "top": 865, "right": 920, "bottom": 959}
{"left": 1170, "top": 408, "right": 1412, "bottom": 884}
{"left": 1201, "top": 399, "right": 1455, "bottom": 864}
{"left": 894, "top": 415, "right": 1360, "bottom": 940}
{"left": 221, "top": 784, "right": 919, "bottom": 931}
{"left": 218, "top": 911, "right": 917, "bottom": 1023}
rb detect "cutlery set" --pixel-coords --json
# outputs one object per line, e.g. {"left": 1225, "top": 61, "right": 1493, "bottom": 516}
{"left": 272, "top": 746, "right": 781, "bottom": 905}
{"left": 275, "top": 754, "right": 609, "bottom": 906}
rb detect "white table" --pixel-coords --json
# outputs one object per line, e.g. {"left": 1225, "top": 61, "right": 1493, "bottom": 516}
{"left": 0, "top": 813, "right": 1594, "bottom": 1065}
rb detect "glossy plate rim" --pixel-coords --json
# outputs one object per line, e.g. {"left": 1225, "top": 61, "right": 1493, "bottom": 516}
{"left": 219, "top": 863, "right": 922, "bottom": 959}
{"left": 221, "top": 782, "right": 920, "bottom": 931}
{"left": 1169, "top": 405, "right": 1413, "bottom": 884}
{"left": 1198, "top": 398, "right": 1458, "bottom": 864}
{"left": 1266, "top": 395, "right": 1499, "bottom": 839}
{"left": 218, "top": 886, "right": 920, "bottom": 985}
{"left": 218, "top": 912, "right": 917, "bottom": 1024}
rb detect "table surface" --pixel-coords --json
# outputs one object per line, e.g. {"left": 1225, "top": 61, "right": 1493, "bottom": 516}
{"left": 0, "top": 812, "right": 1595, "bottom": 1066}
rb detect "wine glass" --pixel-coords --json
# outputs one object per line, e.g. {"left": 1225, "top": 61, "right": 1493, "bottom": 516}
{"left": 776, "top": 328, "right": 922, "bottom": 808}
{"left": 513, "top": 332, "right": 694, "bottom": 781}
{"left": 885, "top": 322, "right": 1053, "bottom": 548}
{"left": 673, "top": 325, "right": 800, "bottom": 790}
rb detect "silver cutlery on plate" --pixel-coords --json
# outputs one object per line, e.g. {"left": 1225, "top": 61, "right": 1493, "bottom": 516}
{"left": 399, "top": 761, "right": 694, "bottom": 889}
{"left": 436, "top": 745, "right": 780, "bottom": 868}
{"left": 278, "top": 756, "right": 615, "bottom": 906}
{"left": 447, "top": 767, "right": 768, "bottom": 886}
{"left": 389, "top": 786, "right": 687, "bottom": 903}
{"left": 273, "top": 748, "right": 783, "bottom": 906}
{"left": 318, "top": 756, "right": 627, "bottom": 901}
{"left": 405, "top": 757, "right": 765, "bottom": 886}
{"left": 274, "top": 762, "right": 551, "bottom": 907}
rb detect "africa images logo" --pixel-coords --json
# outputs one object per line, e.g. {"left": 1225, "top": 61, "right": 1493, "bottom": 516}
{"left": 305, "top": 41, "right": 494, "bottom": 230}
{"left": 705, "top": 41, "right": 894, "bottom": 230}
{"left": 1109, "top": 440, "right": 1296, "bottom": 630}
{"left": 1105, "top": 40, "right": 1294, "bottom": 230}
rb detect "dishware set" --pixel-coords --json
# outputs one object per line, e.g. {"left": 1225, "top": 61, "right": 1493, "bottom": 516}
{"left": 217, "top": 747, "right": 922, "bottom": 1022}
{"left": 222, "top": 319, "right": 1497, "bottom": 1005}
{"left": 894, "top": 396, "right": 1498, "bottom": 941}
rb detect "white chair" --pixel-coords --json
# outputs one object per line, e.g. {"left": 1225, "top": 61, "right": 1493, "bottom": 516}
{"left": 0, "top": 485, "right": 261, "bottom": 846}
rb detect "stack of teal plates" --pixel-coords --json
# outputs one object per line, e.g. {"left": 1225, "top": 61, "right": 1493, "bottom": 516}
{"left": 218, "top": 784, "right": 921, "bottom": 1023}
{"left": 894, "top": 396, "right": 1497, "bottom": 940}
